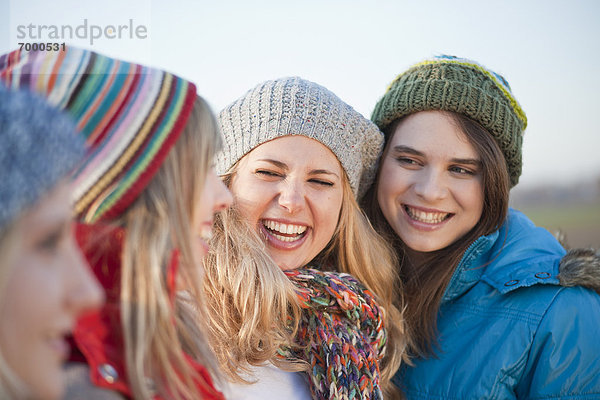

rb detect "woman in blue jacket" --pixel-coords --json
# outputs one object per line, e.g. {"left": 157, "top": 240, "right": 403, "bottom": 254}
{"left": 362, "top": 55, "right": 600, "bottom": 399}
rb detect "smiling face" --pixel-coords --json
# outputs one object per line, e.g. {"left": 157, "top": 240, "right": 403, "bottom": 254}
{"left": 193, "top": 166, "right": 233, "bottom": 259}
{"left": 230, "top": 136, "right": 344, "bottom": 270}
{"left": 377, "top": 110, "right": 485, "bottom": 253}
{"left": 0, "top": 182, "right": 104, "bottom": 400}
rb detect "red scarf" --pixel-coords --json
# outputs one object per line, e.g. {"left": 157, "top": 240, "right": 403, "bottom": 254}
{"left": 71, "top": 223, "right": 224, "bottom": 400}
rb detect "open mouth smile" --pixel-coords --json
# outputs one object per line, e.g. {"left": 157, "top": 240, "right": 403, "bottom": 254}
{"left": 404, "top": 205, "right": 453, "bottom": 225}
{"left": 261, "top": 219, "right": 309, "bottom": 246}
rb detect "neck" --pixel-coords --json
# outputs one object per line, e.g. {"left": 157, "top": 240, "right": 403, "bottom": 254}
{"left": 402, "top": 246, "right": 435, "bottom": 271}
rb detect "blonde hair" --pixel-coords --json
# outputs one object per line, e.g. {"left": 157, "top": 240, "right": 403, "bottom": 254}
{"left": 202, "top": 202, "right": 305, "bottom": 382}
{"left": 208, "top": 160, "right": 408, "bottom": 397}
{"left": 93, "top": 97, "right": 223, "bottom": 399}
{"left": 317, "top": 177, "right": 409, "bottom": 398}
{"left": 0, "top": 224, "right": 30, "bottom": 399}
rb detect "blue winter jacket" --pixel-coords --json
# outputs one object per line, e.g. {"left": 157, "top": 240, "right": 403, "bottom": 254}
{"left": 393, "top": 208, "right": 600, "bottom": 399}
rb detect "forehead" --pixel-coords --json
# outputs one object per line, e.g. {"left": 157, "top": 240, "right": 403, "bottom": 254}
{"left": 390, "top": 111, "right": 478, "bottom": 158}
{"left": 244, "top": 136, "right": 342, "bottom": 169}
{"left": 17, "top": 182, "right": 72, "bottom": 234}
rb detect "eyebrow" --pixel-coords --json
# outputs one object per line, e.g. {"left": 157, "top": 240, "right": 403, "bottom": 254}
{"left": 392, "top": 145, "right": 423, "bottom": 157}
{"left": 257, "top": 159, "right": 340, "bottom": 178}
{"left": 392, "top": 145, "right": 481, "bottom": 166}
{"left": 258, "top": 158, "right": 288, "bottom": 170}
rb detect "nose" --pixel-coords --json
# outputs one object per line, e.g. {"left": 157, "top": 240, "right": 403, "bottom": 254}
{"left": 413, "top": 169, "right": 448, "bottom": 202}
{"left": 65, "top": 233, "right": 105, "bottom": 315}
{"left": 211, "top": 171, "right": 233, "bottom": 213}
{"left": 278, "top": 179, "right": 305, "bottom": 214}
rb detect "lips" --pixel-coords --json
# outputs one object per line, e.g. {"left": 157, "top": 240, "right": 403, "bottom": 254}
{"left": 261, "top": 219, "right": 308, "bottom": 245}
{"left": 47, "top": 332, "right": 71, "bottom": 361}
{"left": 195, "top": 222, "right": 214, "bottom": 255}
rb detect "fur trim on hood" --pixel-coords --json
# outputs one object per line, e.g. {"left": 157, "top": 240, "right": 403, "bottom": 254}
{"left": 558, "top": 248, "right": 600, "bottom": 295}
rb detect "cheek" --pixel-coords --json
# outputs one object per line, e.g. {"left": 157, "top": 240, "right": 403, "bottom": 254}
{"left": 0, "top": 259, "right": 45, "bottom": 338}
{"left": 315, "top": 190, "right": 343, "bottom": 236}
{"left": 459, "top": 181, "right": 485, "bottom": 220}
{"left": 377, "top": 162, "right": 404, "bottom": 202}
{"left": 472, "top": 187, "right": 485, "bottom": 219}
{"left": 0, "top": 258, "right": 59, "bottom": 390}
{"left": 230, "top": 177, "right": 271, "bottom": 223}
{"left": 377, "top": 175, "right": 400, "bottom": 219}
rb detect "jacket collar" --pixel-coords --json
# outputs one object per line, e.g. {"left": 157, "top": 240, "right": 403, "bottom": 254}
{"left": 442, "top": 231, "right": 497, "bottom": 302}
{"left": 443, "top": 209, "right": 566, "bottom": 302}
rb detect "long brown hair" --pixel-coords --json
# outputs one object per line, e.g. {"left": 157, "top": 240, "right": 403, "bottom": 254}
{"left": 363, "top": 111, "right": 510, "bottom": 358}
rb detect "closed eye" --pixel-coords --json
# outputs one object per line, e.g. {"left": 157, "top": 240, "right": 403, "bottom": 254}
{"left": 309, "top": 179, "right": 334, "bottom": 186}
{"left": 255, "top": 169, "right": 282, "bottom": 178}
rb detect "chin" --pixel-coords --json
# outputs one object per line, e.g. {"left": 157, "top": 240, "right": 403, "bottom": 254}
{"left": 403, "top": 237, "right": 448, "bottom": 253}
{"left": 274, "top": 260, "right": 303, "bottom": 271}
{"left": 28, "top": 381, "right": 64, "bottom": 400}
{"left": 26, "top": 358, "right": 65, "bottom": 400}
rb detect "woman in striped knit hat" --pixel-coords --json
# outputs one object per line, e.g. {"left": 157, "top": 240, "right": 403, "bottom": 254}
{"left": 203, "top": 77, "right": 410, "bottom": 400}
{"left": 0, "top": 46, "right": 232, "bottom": 400}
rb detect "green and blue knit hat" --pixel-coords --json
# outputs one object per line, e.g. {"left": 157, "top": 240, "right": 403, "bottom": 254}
{"left": 371, "top": 55, "right": 527, "bottom": 187}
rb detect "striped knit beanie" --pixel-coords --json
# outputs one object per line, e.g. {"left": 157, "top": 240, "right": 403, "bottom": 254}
{"left": 0, "top": 85, "right": 84, "bottom": 231}
{"left": 283, "top": 269, "right": 386, "bottom": 400}
{"left": 371, "top": 55, "right": 527, "bottom": 187}
{"left": 0, "top": 46, "right": 197, "bottom": 222}
{"left": 217, "top": 77, "right": 384, "bottom": 198}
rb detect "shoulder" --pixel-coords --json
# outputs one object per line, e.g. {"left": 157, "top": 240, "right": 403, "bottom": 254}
{"left": 540, "top": 283, "right": 600, "bottom": 328}
{"left": 515, "top": 284, "right": 600, "bottom": 397}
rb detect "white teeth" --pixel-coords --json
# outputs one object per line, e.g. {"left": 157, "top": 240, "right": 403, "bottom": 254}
{"left": 405, "top": 206, "right": 449, "bottom": 224}
{"left": 198, "top": 230, "right": 213, "bottom": 241}
{"left": 272, "top": 232, "right": 299, "bottom": 242}
{"left": 263, "top": 220, "right": 307, "bottom": 235}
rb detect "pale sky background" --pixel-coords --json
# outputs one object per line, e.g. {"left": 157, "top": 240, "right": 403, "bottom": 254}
{"left": 2, "top": 0, "right": 599, "bottom": 189}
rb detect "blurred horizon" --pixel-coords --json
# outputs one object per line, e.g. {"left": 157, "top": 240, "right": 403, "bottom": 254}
{"left": 2, "top": 0, "right": 600, "bottom": 189}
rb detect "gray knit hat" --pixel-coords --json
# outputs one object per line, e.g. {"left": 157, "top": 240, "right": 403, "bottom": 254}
{"left": 0, "top": 85, "right": 84, "bottom": 231}
{"left": 217, "top": 77, "right": 384, "bottom": 198}
{"left": 371, "top": 55, "right": 527, "bottom": 187}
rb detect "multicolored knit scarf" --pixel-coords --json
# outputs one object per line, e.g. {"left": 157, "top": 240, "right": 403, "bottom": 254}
{"left": 284, "top": 268, "right": 386, "bottom": 400}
